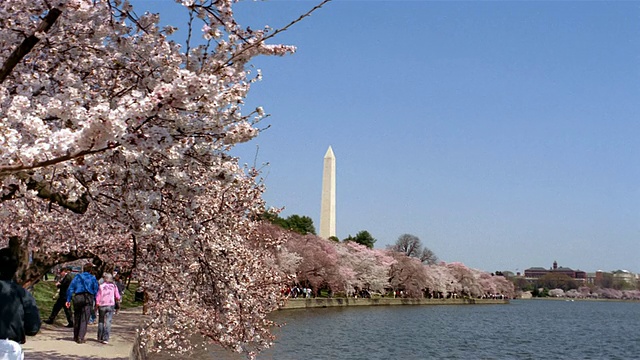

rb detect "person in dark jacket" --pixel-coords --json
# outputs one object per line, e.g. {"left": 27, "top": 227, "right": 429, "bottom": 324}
{"left": 113, "top": 273, "right": 125, "bottom": 314}
{"left": 43, "top": 266, "right": 75, "bottom": 327}
{"left": 65, "top": 263, "right": 99, "bottom": 344}
{"left": 0, "top": 247, "right": 41, "bottom": 359}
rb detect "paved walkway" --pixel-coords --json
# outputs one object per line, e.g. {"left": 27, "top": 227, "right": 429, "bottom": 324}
{"left": 22, "top": 308, "right": 145, "bottom": 360}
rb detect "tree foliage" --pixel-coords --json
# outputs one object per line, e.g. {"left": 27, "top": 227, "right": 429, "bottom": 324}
{"left": 262, "top": 212, "right": 316, "bottom": 235}
{"left": 0, "top": 0, "right": 328, "bottom": 355}
{"left": 285, "top": 215, "right": 317, "bottom": 235}
{"left": 535, "top": 273, "right": 578, "bottom": 291}
{"left": 343, "top": 230, "right": 376, "bottom": 248}
{"left": 389, "top": 234, "right": 438, "bottom": 265}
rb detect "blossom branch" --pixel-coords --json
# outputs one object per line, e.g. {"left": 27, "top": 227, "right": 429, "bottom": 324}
{"left": 0, "top": 143, "right": 120, "bottom": 176}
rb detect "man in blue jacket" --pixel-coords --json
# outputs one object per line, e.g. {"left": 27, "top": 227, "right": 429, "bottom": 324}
{"left": 0, "top": 247, "right": 41, "bottom": 359}
{"left": 65, "top": 263, "right": 99, "bottom": 344}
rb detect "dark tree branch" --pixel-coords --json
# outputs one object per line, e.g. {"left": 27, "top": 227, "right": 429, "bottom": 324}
{"left": 9, "top": 234, "right": 105, "bottom": 287}
{"left": 0, "top": 7, "right": 62, "bottom": 84}
{"left": 0, "top": 172, "right": 91, "bottom": 214}
{"left": 26, "top": 177, "right": 91, "bottom": 214}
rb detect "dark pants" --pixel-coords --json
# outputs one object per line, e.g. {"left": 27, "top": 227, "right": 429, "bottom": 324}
{"left": 47, "top": 295, "right": 73, "bottom": 325}
{"left": 89, "top": 297, "right": 96, "bottom": 323}
{"left": 72, "top": 293, "right": 93, "bottom": 342}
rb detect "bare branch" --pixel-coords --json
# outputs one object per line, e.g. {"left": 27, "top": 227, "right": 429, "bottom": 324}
{"left": 214, "top": 0, "right": 331, "bottom": 72}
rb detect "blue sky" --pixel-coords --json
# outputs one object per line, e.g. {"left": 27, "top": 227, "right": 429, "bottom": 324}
{"left": 135, "top": 1, "right": 639, "bottom": 274}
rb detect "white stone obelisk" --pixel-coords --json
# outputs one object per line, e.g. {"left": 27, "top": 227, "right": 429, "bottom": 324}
{"left": 320, "top": 146, "right": 336, "bottom": 239}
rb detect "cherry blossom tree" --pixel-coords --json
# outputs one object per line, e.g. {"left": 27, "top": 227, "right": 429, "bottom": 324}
{"left": 424, "top": 263, "right": 457, "bottom": 297}
{"left": 251, "top": 223, "right": 300, "bottom": 280}
{"left": 622, "top": 290, "right": 640, "bottom": 300}
{"left": 388, "top": 251, "right": 429, "bottom": 297}
{"left": 0, "top": 0, "right": 328, "bottom": 355}
{"left": 336, "top": 241, "right": 395, "bottom": 294}
{"left": 577, "top": 286, "right": 593, "bottom": 298}
{"left": 565, "top": 289, "right": 580, "bottom": 298}
{"left": 424, "top": 263, "right": 515, "bottom": 299}
{"left": 284, "top": 232, "right": 348, "bottom": 295}
{"left": 473, "top": 269, "right": 514, "bottom": 298}
{"left": 445, "top": 262, "right": 483, "bottom": 297}
{"left": 486, "top": 273, "right": 515, "bottom": 298}
{"left": 595, "top": 288, "right": 623, "bottom": 299}
{"left": 548, "top": 288, "right": 565, "bottom": 297}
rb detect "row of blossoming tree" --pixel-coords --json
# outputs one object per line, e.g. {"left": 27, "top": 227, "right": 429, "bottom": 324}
{"left": 259, "top": 223, "right": 515, "bottom": 300}
{"left": 549, "top": 287, "right": 640, "bottom": 300}
{"left": 0, "top": 0, "right": 329, "bottom": 356}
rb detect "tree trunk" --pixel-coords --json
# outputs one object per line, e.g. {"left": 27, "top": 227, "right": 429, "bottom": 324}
{"left": 8, "top": 235, "right": 104, "bottom": 288}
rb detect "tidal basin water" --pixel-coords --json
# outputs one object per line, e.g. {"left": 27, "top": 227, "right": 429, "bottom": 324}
{"left": 204, "top": 299, "right": 640, "bottom": 359}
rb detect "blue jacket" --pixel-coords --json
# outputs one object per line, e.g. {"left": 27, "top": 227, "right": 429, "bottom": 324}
{"left": 66, "top": 272, "right": 99, "bottom": 302}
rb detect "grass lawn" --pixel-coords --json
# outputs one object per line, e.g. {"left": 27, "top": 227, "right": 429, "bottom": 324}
{"left": 33, "top": 280, "right": 142, "bottom": 322}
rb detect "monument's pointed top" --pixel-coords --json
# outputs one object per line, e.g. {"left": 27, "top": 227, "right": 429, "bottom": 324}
{"left": 324, "top": 146, "right": 335, "bottom": 158}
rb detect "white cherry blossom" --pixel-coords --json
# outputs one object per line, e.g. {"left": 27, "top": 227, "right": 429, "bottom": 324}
{"left": 0, "top": 0, "right": 330, "bottom": 356}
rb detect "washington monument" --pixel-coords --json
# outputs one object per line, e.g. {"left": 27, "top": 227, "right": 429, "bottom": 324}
{"left": 320, "top": 146, "right": 336, "bottom": 239}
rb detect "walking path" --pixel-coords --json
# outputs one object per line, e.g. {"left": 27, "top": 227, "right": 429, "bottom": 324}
{"left": 22, "top": 308, "right": 146, "bottom": 360}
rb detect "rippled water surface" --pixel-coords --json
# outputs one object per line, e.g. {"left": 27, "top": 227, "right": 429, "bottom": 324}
{"left": 196, "top": 299, "right": 640, "bottom": 359}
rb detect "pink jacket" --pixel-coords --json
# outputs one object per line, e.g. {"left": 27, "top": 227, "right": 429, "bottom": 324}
{"left": 96, "top": 282, "right": 121, "bottom": 307}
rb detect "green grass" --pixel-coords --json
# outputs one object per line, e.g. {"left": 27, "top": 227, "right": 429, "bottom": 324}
{"left": 119, "top": 282, "right": 142, "bottom": 308}
{"left": 32, "top": 280, "right": 142, "bottom": 320}
{"left": 32, "top": 281, "right": 58, "bottom": 318}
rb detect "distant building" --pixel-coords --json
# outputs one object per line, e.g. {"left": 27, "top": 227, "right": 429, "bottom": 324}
{"left": 612, "top": 270, "right": 636, "bottom": 285}
{"left": 595, "top": 270, "right": 613, "bottom": 288}
{"left": 594, "top": 269, "right": 638, "bottom": 289}
{"left": 524, "top": 261, "right": 587, "bottom": 282}
{"left": 524, "top": 267, "right": 548, "bottom": 279}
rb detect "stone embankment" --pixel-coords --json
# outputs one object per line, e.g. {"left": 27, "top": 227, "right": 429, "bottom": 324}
{"left": 280, "top": 297, "right": 509, "bottom": 309}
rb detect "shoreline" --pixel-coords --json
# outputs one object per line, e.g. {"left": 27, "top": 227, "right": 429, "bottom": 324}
{"left": 522, "top": 297, "right": 640, "bottom": 303}
{"left": 279, "top": 297, "right": 509, "bottom": 309}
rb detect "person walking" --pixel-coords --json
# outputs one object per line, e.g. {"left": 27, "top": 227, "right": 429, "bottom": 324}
{"left": 95, "top": 273, "right": 121, "bottom": 344}
{"left": 43, "top": 266, "right": 74, "bottom": 327}
{"left": 0, "top": 247, "right": 41, "bottom": 359}
{"left": 113, "top": 273, "right": 125, "bottom": 314}
{"left": 65, "top": 263, "right": 99, "bottom": 344}
{"left": 89, "top": 269, "right": 101, "bottom": 325}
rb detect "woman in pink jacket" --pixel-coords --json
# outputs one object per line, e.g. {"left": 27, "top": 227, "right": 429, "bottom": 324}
{"left": 95, "top": 273, "right": 121, "bottom": 344}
